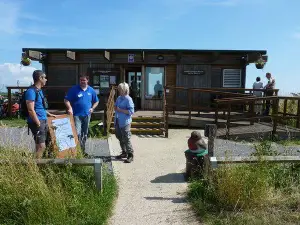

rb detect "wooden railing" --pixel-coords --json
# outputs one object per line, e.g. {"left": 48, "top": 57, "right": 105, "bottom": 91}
{"left": 164, "top": 86, "right": 261, "bottom": 127}
{"left": 215, "top": 96, "right": 300, "bottom": 138}
{"left": 104, "top": 86, "right": 117, "bottom": 135}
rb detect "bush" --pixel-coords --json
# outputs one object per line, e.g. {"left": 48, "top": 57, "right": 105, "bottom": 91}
{"left": 0, "top": 149, "right": 117, "bottom": 225}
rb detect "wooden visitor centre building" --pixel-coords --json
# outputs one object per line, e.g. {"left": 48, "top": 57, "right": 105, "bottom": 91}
{"left": 21, "top": 48, "right": 267, "bottom": 111}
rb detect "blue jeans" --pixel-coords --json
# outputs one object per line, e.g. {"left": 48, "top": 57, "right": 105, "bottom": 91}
{"left": 74, "top": 115, "right": 91, "bottom": 152}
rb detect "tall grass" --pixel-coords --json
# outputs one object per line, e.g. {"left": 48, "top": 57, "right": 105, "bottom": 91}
{"left": 187, "top": 142, "right": 300, "bottom": 225}
{"left": 0, "top": 148, "right": 117, "bottom": 225}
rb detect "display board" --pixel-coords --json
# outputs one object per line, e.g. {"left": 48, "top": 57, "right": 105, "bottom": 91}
{"left": 48, "top": 114, "right": 78, "bottom": 158}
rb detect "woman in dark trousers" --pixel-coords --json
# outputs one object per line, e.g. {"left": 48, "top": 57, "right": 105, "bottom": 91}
{"left": 114, "top": 82, "right": 135, "bottom": 163}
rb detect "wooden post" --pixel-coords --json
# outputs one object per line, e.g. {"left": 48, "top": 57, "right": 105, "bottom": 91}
{"left": 250, "top": 101, "right": 255, "bottom": 125}
{"left": 205, "top": 124, "right": 217, "bottom": 157}
{"left": 297, "top": 100, "right": 300, "bottom": 128}
{"left": 103, "top": 103, "right": 108, "bottom": 136}
{"left": 165, "top": 104, "right": 169, "bottom": 138}
{"left": 214, "top": 102, "right": 219, "bottom": 125}
{"left": 272, "top": 98, "right": 279, "bottom": 137}
{"left": 188, "top": 89, "right": 192, "bottom": 127}
{"left": 7, "top": 88, "right": 12, "bottom": 117}
{"left": 94, "top": 158, "right": 103, "bottom": 192}
{"left": 226, "top": 104, "right": 231, "bottom": 139}
{"left": 283, "top": 99, "right": 288, "bottom": 118}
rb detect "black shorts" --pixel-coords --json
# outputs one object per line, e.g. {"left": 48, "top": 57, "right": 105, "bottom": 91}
{"left": 28, "top": 120, "right": 48, "bottom": 144}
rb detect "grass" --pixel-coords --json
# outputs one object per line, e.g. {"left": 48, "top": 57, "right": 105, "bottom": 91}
{"left": 0, "top": 117, "right": 108, "bottom": 139}
{"left": 0, "top": 147, "right": 117, "bottom": 225}
{"left": 187, "top": 142, "right": 300, "bottom": 225}
{"left": 0, "top": 117, "right": 27, "bottom": 127}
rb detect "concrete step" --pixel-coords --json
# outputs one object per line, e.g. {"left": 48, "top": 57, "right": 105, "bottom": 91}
{"left": 111, "top": 121, "right": 164, "bottom": 128}
{"left": 110, "top": 127, "right": 165, "bottom": 135}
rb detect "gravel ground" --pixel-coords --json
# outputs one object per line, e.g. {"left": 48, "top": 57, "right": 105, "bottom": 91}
{"left": 0, "top": 127, "right": 110, "bottom": 157}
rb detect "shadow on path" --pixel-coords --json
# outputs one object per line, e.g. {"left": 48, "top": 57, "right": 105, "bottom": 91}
{"left": 144, "top": 196, "right": 187, "bottom": 203}
{"left": 151, "top": 173, "right": 186, "bottom": 183}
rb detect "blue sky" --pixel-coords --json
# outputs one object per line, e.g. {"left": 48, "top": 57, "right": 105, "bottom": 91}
{"left": 0, "top": 0, "right": 299, "bottom": 94}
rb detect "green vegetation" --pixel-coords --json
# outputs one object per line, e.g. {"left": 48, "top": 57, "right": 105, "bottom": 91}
{"left": 0, "top": 148, "right": 117, "bottom": 225}
{"left": 0, "top": 118, "right": 108, "bottom": 139}
{"left": 187, "top": 142, "right": 300, "bottom": 225}
{"left": 0, "top": 118, "right": 27, "bottom": 127}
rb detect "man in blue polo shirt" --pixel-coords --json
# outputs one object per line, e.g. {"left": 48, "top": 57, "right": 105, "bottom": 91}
{"left": 26, "top": 70, "right": 56, "bottom": 158}
{"left": 64, "top": 75, "right": 99, "bottom": 155}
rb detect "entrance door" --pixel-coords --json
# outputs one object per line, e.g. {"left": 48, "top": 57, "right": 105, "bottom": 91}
{"left": 125, "top": 69, "right": 142, "bottom": 110}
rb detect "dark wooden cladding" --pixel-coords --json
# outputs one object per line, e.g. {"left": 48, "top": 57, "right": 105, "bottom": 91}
{"left": 112, "top": 53, "right": 143, "bottom": 63}
{"left": 80, "top": 53, "right": 107, "bottom": 62}
{"left": 211, "top": 67, "right": 222, "bottom": 88}
{"left": 46, "top": 65, "right": 78, "bottom": 108}
{"left": 146, "top": 54, "right": 177, "bottom": 64}
{"left": 79, "top": 63, "right": 115, "bottom": 75}
{"left": 143, "top": 99, "right": 163, "bottom": 110}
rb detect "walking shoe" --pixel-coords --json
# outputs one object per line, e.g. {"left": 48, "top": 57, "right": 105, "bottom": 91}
{"left": 115, "top": 152, "right": 127, "bottom": 159}
{"left": 124, "top": 153, "right": 133, "bottom": 163}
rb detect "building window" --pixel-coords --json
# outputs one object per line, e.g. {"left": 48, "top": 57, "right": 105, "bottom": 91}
{"left": 223, "top": 69, "right": 242, "bottom": 88}
{"left": 145, "top": 67, "right": 164, "bottom": 99}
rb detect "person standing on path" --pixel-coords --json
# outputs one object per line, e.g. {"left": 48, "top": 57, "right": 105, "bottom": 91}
{"left": 64, "top": 74, "right": 99, "bottom": 155}
{"left": 263, "top": 72, "right": 276, "bottom": 116}
{"left": 114, "top": 82, "right": 135, "bottom": 163}
{"left": 252, "top": 76, "right": 264, "bottom": 115}
{"left": 25, "top": 70, "right": 56, "bottom": 158}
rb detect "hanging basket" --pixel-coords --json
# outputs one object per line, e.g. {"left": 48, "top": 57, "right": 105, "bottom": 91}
{"left": 21, "top": 58, "right": 31, "bottom": 66}
{"left": 255, "top": 63, "right": 264, "bottom": 69}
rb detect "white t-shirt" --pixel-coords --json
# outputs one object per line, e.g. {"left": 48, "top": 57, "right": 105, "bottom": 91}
{"left": 253, "top": 81, "right": 264, "bottom": 97}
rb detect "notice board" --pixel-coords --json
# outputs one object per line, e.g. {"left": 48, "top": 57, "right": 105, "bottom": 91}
{"left": 48, "top": 114, "right": 78, "bottom": 158}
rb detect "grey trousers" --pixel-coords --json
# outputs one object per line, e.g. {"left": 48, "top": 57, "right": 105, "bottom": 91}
{"left": 115, "top": 120, "right": 133, "bottom": 154}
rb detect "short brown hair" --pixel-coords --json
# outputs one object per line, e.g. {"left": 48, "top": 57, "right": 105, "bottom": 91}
{"left": 79, "top": 74, "right": 89, "bottom": 80}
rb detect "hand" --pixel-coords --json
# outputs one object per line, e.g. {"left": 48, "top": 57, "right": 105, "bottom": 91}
{"left": 36, "top": 121, "right": 41, "bottom": 127}
{"left": 89, "top": 108, "right": 94, "bottom": 113}
{"left": 49, "top": 113, "right": 57, "bottom": 118}
{"left": 116, "top": 107, "right": 121, "bottom": 112}
{"left": 67, "top": 108, "right": 73, "bottom": 115}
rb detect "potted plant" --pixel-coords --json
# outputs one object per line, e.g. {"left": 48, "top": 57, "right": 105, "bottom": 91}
{"left": 255, "top": 57, "right": 265, "bottom": 69}
{"left": 21, "top": 57, "right": 31, "bottom": 66}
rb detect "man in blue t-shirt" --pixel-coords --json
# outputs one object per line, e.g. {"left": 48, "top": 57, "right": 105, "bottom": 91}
{"left": 64, "top": 75, "right": 99, "bottom": 154}
{"left": 25, "top": 70, "right": 56, "bottom": 158}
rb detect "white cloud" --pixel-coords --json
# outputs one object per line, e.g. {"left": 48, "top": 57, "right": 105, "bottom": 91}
{"left": 0, "top": 63, "right": 38, "bottom": 90}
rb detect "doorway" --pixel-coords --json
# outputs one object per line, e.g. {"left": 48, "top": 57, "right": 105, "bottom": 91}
{"left": 125, "top": 68, "right": 142, "bottom": 110}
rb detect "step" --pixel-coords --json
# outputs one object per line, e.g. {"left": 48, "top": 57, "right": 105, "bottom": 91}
{"left": 112, "top": 116, "right": 163, "bottom": 122}
{"left": 111, "top": 121, "right": 164, "bottom": 128}
{"left": 110, "top": 127, "right": 165, "bottom": 135}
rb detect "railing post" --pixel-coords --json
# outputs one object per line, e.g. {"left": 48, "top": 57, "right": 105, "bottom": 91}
{"left": 272, "top": 98, "right": 279, "bottom": 137}
{"left": 94, "top": 158, "right": 103, "bottom": 192}
{"left": 205, "top": 124, "right": 217, "bottom": 157}
{"left": 297, "top": 100, "right": 300, "bottom": 128}
{"left": 226, "top": 104, "right": 231, "bottom": 139}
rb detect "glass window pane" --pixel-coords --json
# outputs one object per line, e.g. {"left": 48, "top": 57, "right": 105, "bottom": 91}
{"left": 145, "top": 67, "right": 164, "bottom": 99}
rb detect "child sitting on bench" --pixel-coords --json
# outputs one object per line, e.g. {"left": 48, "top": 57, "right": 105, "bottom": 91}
{"left": 185, "top": 131, "right": 208, "bottom": 179}
{"left": 187, "top": 131, "right": 207, "bottom": 154}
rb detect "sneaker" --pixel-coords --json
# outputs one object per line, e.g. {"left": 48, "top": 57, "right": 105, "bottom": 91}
{"left": 116, "top": 152, "right": 127, "bottom": 159}
{"left": 124, "top": 153, "right": 133, "bottom": 163}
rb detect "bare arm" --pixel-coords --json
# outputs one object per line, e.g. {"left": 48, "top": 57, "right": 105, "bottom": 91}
{"left": 64, "top": 99, "right": 73, "bottom": 114}
{"left": 26, "top": 100, "right": 40, "bottom": 126}
{"left": 90, "top": 101, "right": 99, "bottom": 113}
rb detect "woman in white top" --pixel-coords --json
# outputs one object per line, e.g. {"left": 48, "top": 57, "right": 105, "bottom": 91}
{"left": 252, "top": 77, "right": 264, "bottom": 114}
